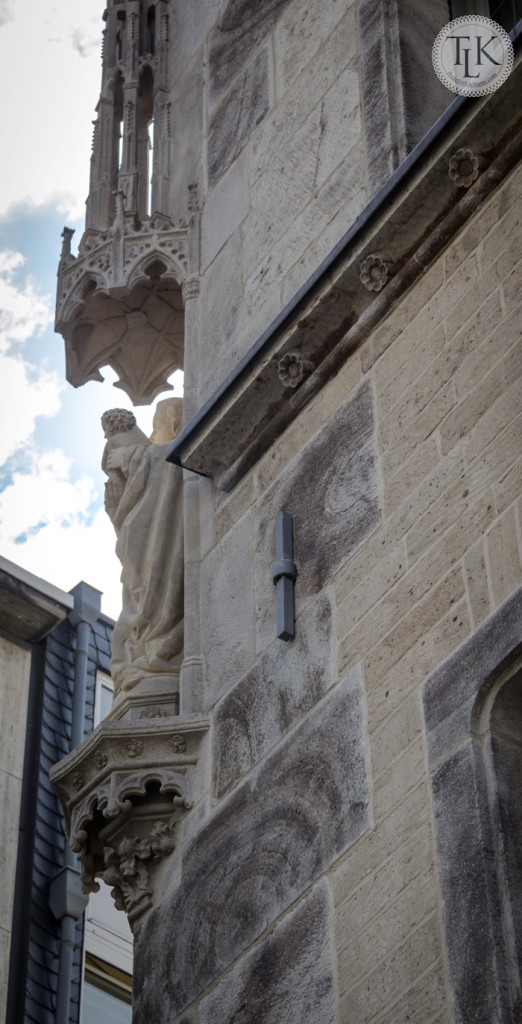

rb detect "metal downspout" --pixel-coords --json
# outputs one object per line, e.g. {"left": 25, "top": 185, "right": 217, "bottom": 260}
{"left": 52, "top": 583, "right": 101, "bottom": 1024}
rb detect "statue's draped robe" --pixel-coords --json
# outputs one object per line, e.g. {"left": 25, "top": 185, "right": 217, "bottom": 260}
{"left": 103, "top": 437, "right": 184, "bottom": 696}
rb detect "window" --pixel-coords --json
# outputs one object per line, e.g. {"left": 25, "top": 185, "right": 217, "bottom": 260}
{"left": 95, "top": 670, "right": 114, "bottom": 725}
{"left": 82, "top": 954, "right": 132, "bottom": 1024}
{"left": 451, "top": 0, "right": 522, "bottom": 29}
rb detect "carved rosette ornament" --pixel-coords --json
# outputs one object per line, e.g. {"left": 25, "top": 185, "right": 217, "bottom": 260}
{"left": 448, "top": 148, "right": 480, "bottom": 188}
{"left": 359, "top": 254, "right": 393, "bottom": 292}
{"left": 50, "top": 716, "right": 209, "bottom": 927}
{"left": 277, "top": 352, "right": 315, "bottom": 389}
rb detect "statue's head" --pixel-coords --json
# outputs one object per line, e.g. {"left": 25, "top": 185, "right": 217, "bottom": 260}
{"left": 150, "top": 398, "right": 183, "bottom": 443}
{"left": 101, "top": 408, "right": 137, "bottom": 438}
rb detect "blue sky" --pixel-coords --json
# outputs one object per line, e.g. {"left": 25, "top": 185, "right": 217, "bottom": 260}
{"left": 0, "top": 0, "right": 181, "bottom": 617}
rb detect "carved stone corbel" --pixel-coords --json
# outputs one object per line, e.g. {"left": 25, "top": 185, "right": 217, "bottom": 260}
{"left": 50, "top": 715, "right": 209, "bottom": 926}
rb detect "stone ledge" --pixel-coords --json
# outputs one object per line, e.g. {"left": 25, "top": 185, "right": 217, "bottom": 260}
{"left": 167, "top": 59, "right": 522, "bottom": 491}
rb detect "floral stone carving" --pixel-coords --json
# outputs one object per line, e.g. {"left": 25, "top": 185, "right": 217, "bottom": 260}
{"left": 277, "top": 352, "right": 315, "bottom": 388}
{"left": 448, "top": 148, "right": 480, "bottom": 188}
{"left": 359, "top": 254, "right": 393, "bottom": 292}
{"left": 50, "top": 714, "right": 210, "bottom": 926}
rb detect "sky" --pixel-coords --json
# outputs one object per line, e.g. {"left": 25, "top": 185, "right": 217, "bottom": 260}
{"left": 0, "top": 0, "right": 181, "bottom": 618}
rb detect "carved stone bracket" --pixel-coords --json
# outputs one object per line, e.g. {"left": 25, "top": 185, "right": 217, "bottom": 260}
{"left": 50, "top": 714, "right": 209, "bottom": 925}
{"left": 55, "top": 213, "right": 198, "bottom": 404}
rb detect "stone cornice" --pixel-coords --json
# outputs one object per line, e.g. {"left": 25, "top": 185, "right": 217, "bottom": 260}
{"left": 167, "top": 58, "right": 522, "bottom": 491}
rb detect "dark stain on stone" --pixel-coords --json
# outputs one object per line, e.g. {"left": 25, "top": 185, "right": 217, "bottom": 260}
{"left": 257, "top": 380, "right": 379, "bottom": 606}
{"left": 199, "top": 882, "right": 335, "bottom": 1024}
{"left": 209, "top": 0, "right": 292, "bottom": 99}
{"left": 133, "top": 672, "right": 368, "bottom": 1021}
{"left": 208, "top": 47, "right": 270, "bottom": 188}
{"left": 213, "top": 593, "right": 333, "bottom": 797}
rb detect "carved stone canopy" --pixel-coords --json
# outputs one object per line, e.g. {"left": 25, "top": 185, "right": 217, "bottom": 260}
{"left": 50, "top": 714, "right": 209, "bottom": 926}
{"left": 55, "top": 219, "right": 191, "bottom": 405}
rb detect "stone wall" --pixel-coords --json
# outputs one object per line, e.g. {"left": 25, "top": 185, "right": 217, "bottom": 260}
{"left": 167, "top": 0, "right": 451, "bottom": 413}
{"left": 0, "top": 636, "right": 31, "bottom": 1022}
{"left": 133, "top": 140, "right": 522, "bottom": 1021}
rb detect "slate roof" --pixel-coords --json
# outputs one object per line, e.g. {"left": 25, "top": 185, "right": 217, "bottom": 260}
{"left": 24, "top": 610, "right": 113, "bottom": 1023}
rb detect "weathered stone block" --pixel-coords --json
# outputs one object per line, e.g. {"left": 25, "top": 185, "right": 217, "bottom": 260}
{"left": 366, "top": 597, "right": 471, "bottom": 733}
{"left": 333, "top": 781, "right": 431, "bottom": 907}
{"left": 133, "top": 671, "right": 369, "bottom": 1021}
{"left": 201, "top": 151, "right": 250, "bottom": 271}
{"left": 255, "top": 381, "right": 379, "bottom": 652}
{"left": 486, "top": 505, "right": 522, "bottom": 606}
{"left": 339, "top": 914, "right": 441, "bottom": 1023}
{"left": 431, "top": 741, "right": 506, "bottom": 1024}
{"left": 208, "top": 0, "right": 290, "bottom": 100}
{"left": 199, "top": 230, "right": 242, "bottom": 401}
{"left": 200, "top": 511, "right": 255, "bottom": 707}
{"left": 208, "top": 47, "right": 270, "bottom": 188}
{"left": 440, "top": 340, "right": 522, "bottom": 455}
{"left": 213, "top": 593, "right": 333, "bottom": 797}
{"left": 199, "top": 881, "right": 335, "bottom": 1024}
{"left": 464, "top": 538, "right": 490, "bottom": 629}
{"left": 334, "top": 822, "right": 433, "bottom": 946}
{"left": 423, "top": 587, "right": 522, "bottom": 767}
{"left": 337, "top": 865, "right": 437, "bottom": 992}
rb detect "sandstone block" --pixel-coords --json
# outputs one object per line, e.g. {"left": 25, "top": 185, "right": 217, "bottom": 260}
{"left": 383, "top": 438, "right": 440, "bottom": 518}
{"left": 208, "top": 47, "right": 270, "bottom": 188}
{"left": 133, "top": 671, "right": 369, "bottom": 1020}
{"left": 370, "top": 691, "right": 422, "bottom": 780}
{"left": 363, "top": 566, "right": 465, "bottom": 689}
{"left": 464, "top": 375, "right": 522, "bottom": 466}
{"left": 214, "top": 474, "right": 256, "bottom": 544}
{"left": 444, "top": 161, "right": 522, "bottom": 277}
{"left": 339, "top": 914, "right": 440, "bottom": 1023}
{"left": 200, "top": 511, "right": 255, "bottom": 707}
{"left": 334, "top": 822, "right": 434, "bottom": 946}
{"left": 405, "top": 477, "right": 496, "bottom": 566}
{"left": 464, "top": 539, "right": 491, "bottom": 629}
{"left": 337, "top": 866, "right": 437, "bottom": 993}
{"left": 199, "top": 881, "right": 335, "bottom": 1024}
{"left": 379, "top": 380, "right": 456, "bottom": 478}
{"left": 340, "top": 563, "right": 465, "bottom": 682}
{"left": 333, "top": 782, "right": 431, "bottom": 906}
{"left": 201, "top": 152, "right": 250, "bottom": 271}
{"left": 373, "top": 735, "right": 426, "bottom": 822}
{"left": 495, "top": 455, "right": 522, "bottom": 514}
{"left": 251, "top": 6, "right": 358, "bottom": 180}
{"left": 213, "top": 594, "right": 333, "bottom": 797}
{"left": 208, "top": 0, "right": 290, "bottom": 101}
{"left": 453, "top": 301, "right": 521, "bottom": 401}
{"left": 255, "top": 381, "right": 378, "bottom": 652}
{"left": 245, "top": 146, "right": 364, "bottom": 321}
{"left": 275, "top": 0, "right": 350, "bottom": 96}
{"left": 487, "top": 505, "right": 522, "bottom": 606}
{"left": 199, "top": 231, "right": 242, "bottom": 401}
{"left": 366, "top": 597, "right": 471, "bottom": 733}
{"left": 440, "top": 339, "right": 522, "bottom": 455}
{"left": 336, "top": 540, "right": 407, "bottom": 633}
{"left": 367, "top": 960, "right": 447, "bottom": 1024}
{"left": 363, "top": 262, "right": 444, "bottom": 372}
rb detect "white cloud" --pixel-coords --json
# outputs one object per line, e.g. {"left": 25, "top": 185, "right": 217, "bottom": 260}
{"left": 0, "top": 249, "right": 62, "bottom": 462}
{"left": 0, "top": 449, "right": 123, "bottom": 618}
{"left": 0, "top": 0, "right": 102, "bottom": 218}
{"left": 0, "top": 250, "right": 53, "bottom": 347}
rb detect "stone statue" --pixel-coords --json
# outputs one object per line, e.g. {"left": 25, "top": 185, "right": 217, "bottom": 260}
{"left": 101, "top": 400, "right": 184, "bottom": 702}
